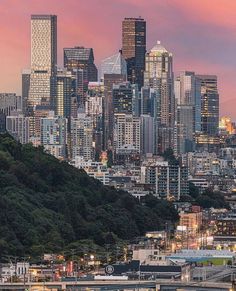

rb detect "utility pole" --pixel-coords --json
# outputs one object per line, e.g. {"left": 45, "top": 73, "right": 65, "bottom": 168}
{"left": 233, "top": 281, "right": 236, "bottom": 291}
{"left": 232, "top": 273, "right": 236, "bottom": 291}
{"left": 23, "top": 256, "right": 26, "bottom": 290}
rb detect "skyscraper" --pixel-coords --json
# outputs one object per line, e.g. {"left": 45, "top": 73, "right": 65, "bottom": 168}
{"left": 112, "top": 82, "right": 133, "bottom": 115}
{"left": 64, "top": 47, "right": 97, "bottom": 80}
{"left": 103, "top": 74, "right": 126, "bottom": 150}
{"left": 122, "top": 17, "right": 146, "bottom": 89}
{"left": 140, "top": 115, "right": 156, "bottom": 155}
{"left": 28, "top": 15, "right": 57, "bottom": 111}
{"left": 85, "top": 82, "right": 104, "bottom": 157}
{"left": 22, "top": 69, "right": 31, "bottom": 114}
{"left": 197, "top": 75, "right": 219, "bottom": 136}
{"left": 144, "top": 41, "right": 175, "bottom": 153}
{"left": 101, "top": 51, "right": 127, "bottom": 79}
{"left": 56, "top": 68, "right": 76, "bottom": 118}
{"left": 140, "top": 87, "right": 158, "bottom": 118}
{"left": 64, "top": 46, "right": 98, "bottom": 106}
{"left": 174, "top": 71, "right": 201, "bottom": 154}
{"left": 195, "top": 75, "right": 220, "bottom": 151}
{"left": 175, "top": 105, "right": 195, "bottom": 155}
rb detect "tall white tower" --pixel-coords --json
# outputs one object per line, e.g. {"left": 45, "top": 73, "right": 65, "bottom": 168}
{"left": 28, "top": 15, "right": 57, "bottom": 110}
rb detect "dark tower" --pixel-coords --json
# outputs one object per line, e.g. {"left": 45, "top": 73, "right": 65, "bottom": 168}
{"left": 122, "top": 17, "right": 146, "bottom": 89}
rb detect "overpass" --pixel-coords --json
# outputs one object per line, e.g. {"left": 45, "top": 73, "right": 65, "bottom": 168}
{"left": 156, "top": 280, "right": 232, "bottom": 291}
{"left": 0, "top": 280, "right": 156, "bottom": 291}
{"left": 0, "top": 280, "right": 232, "bottom": 291}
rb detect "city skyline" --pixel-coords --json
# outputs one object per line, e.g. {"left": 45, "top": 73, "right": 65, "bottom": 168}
{"left": 0, "top": 0, "right": 235, "bottom": 118}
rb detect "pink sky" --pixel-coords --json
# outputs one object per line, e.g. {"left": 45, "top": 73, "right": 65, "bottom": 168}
{"left": 0, "top": 0, "right": 236, "bottom": 118}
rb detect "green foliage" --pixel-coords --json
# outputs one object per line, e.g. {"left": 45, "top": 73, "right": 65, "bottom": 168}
{"left": 0, "top": 134, "right": 178, "bottom": 257}
{"left": 196, "top": 189, "right": 229, "bottom": 209}
{"left": 107, "top": 150, "right": 113, "bottom": 168}
{"left": 189, "top": 182, "right": 200, "bottom": 199}
{"left": 162, "top": 148, "right": 179, "bottom": 165}
{"left": 182, "top": 182, "right": 229, "bottom": 209}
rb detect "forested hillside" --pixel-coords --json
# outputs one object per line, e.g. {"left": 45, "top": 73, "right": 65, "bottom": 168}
{"left": 0, "top": 134, "right": 178, "bottom": 257}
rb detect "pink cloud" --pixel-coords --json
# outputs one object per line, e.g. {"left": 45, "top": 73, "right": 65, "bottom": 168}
{"left": 0, "top": 0, "right": 235, "bottom": 118}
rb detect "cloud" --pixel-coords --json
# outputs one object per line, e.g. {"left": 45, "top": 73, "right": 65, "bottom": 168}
{"left": 0, "top": 0, "right": 235, "bottom": 117}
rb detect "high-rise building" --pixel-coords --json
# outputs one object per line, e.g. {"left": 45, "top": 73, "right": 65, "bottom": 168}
{"left": 85, "top": 83, "right": 103, "bottom": 127}
{"left": 33, "top": 105, "right": 51, "bottom": 141}
{"left": 122, "top": 17, "right": 146, "bottom": 89}
{"left": 86, "top": 83, "right": 103, "bottom": 129}
{"left": 175, "top": 105, "right": 195, "bottom": 155}
{"left": 64, "top": 47, "right": 98, "bottom": 106}
{"left": 140, "top": 115, "right": 156, "bottom": 155}
{"left": 0, "top": 93, "right": 22, "bottom": 116}
{"left": 197, "top": 75, "right": 219, "bottom": 136}
{"left": 101, "top": 51, "right": 127, "bottom": 79}
{"left": 85, "top": 82, "right": 104, "bottom": 157}
{"left": 144, "top": 41, "right": 175, "bottom": 153}
{"left": 56, "top": 69, "right": 76, "bottom": 118}
{"left": 41, "top": 112, "right": 67, "bottom": 160}
{"left": 132, "top": 84, "right": 140, "bottom": 117}
{"left": 141, "top": 161, "right": 189, "bottom": 200}
{"left": 22, "top": 69, "right": 31, "bottom": 114}
{"left": 113, "top": 113, "right": 140, "bottom": 158}
{"left": 6, "top": 111, "right": 30, "bottom": 144}
{"left": 175, "top": 71, "right": 201, "bottom": 132}
{"left": 28, "top": 15, "right": 57, "bottom": 111}
{"left": 70, "top": 111, "right": 94, "bottom": 161}
{"left": 174, "top": 71, "right": 201, "bottom": 154}
{"left": 103, "top": 74, "right": 126, "bottom": 150}
{"left": 140, "top": 87, "right": 158, "bottom": 117}
{"left": 113, "top": 82, "right": 133, "bottom": 114}
{"left": 195, "top": 75, "right": 219, "bottom": 151}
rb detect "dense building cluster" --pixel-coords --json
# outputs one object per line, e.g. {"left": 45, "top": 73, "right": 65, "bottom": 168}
{"left": 1, "top": 14, "right": 232, "bottom": 201}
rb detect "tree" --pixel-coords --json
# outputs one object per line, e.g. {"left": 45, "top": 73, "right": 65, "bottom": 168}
{"left": 0, "top": 134, "right": 179, "bottom": 257}
{"left": 162, "top": 148, "right": 179, "bottom": 165}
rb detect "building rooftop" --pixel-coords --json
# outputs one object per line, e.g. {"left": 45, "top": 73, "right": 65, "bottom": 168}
{"left": 150, "top": 41, "right": 168, "bottom": 54}
{"left": 64, "top": 47, "right": 93, "bottom": 61}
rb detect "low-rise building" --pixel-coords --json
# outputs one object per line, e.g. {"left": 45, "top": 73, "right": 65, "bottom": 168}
{"left": 72, "top": 156, "right": 109, "bottom": 185}
{"left": 179, "top": 211, "right": 203, "bottom": 235}
{"left": 6, "top": 111, "right": 30, "bottom": 144}
{"left": 40, "top": 111, "right": 67, "bottom": 160}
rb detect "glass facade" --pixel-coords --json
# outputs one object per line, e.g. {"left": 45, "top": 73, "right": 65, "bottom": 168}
{"left": 174, "top": 71, "right": 201, "bottom": 154}
{"left": 64, "top": 47, "right": 98, "bottom": 106}
{"left": 197, "top": 75, "right": 219, "bottom": 136}
{"left": 144, "top": 41, "right": 174, "bottom": 153}
{"left": 28, "top": 15, "right": 57, "bottom": 110}
{"left": 122, "top": 17, "right": 146, "bottom": 89}
{"left": 112, "top": 82, "right": 133, "bottom": 114}
{"left": 56, "top": 69, "right": 76, "bottom": 118}
{"left": 103, "top": 74, "right": 126, "bottom": 150}
{"left": 101, "top": 52, "right": 127, "bottom": 79}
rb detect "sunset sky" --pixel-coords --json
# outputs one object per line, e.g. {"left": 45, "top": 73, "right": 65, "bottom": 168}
{"left": 0, "top": 0, "right": 236, "bottom": 118}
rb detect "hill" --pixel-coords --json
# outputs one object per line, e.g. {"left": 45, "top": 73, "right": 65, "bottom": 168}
{"left": 0, "top": 134, "right": 178, "bottom": 257}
